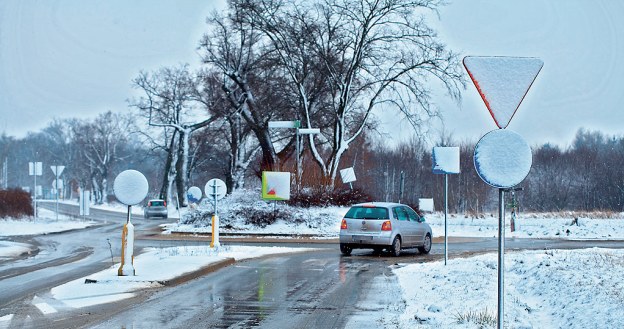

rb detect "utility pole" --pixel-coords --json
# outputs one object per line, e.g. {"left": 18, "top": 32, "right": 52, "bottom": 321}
{"left": 2, "top": 158, "right": 7, "bottom": 189}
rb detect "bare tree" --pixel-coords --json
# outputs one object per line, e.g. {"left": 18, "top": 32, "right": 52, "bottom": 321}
{"left": 199, "top": 5, "right": 297, "bottom": 173}
{"left": 130, "top": 64, "right": 216, "bottom": 206}
{"left": 241, "top": 0, "right": 464, "bottom": 187}
{"left": 71, "top": 112, "right": 132, "bottom": 203}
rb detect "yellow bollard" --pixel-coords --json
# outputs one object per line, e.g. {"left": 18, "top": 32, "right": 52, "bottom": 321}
{"left": 118, "top": 221, "right": 135, "bottom": 276}
{"left": 210, "top": 215, "right": 220, "bottom": 248}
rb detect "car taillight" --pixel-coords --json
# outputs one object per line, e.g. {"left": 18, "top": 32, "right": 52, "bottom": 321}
{"left": 341, "top": 219, "right": 348, "bottom": 230}
{"left": 163, "top": 201, "right": 167, "bottom": 207}
{"left": 148, "top": 201, "right": 152, "bottom": 206}
{"left": 381, "top": 220, "right": 392, "bottom": 231}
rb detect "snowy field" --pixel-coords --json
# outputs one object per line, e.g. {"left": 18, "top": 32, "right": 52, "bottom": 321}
{"left": 390, "top": 248, "right": 624, "bottom": 328}
{"left": 0, "top": 207, "right": 94, "bottom": 238}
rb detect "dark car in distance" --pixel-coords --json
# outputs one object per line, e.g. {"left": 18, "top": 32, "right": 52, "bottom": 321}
{"left": 143, "top": 199, "right": 168, "bottom": 219}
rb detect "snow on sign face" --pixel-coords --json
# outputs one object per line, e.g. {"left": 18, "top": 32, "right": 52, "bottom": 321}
{"left": 463, "top": 56, "right": 543, "bottom": 129}
{"left": 261, "top": 171, "right": 291, "bottom": 201}
{"left": 187, "top": 186, "right": 202, "bottom": 203}
{"left": 432, "top": 147, "right": 460, "bottom": 174}
{"left": 204, "top": 179, "right": 227, "bottom": 201}
{"left": 113, "top": 170, "right": 149, "bottom": 206}
{"left": 474, "top": 129, "right": 532, "bottom": 188}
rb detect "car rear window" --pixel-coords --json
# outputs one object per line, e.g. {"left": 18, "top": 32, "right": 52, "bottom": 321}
{"left": 345, "top": 206, "right": 389, "bottom": 219}
{"left": 150, "top": 201, "right": 165, "bottom": 207}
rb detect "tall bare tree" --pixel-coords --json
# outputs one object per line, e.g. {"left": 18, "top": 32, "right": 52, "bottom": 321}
{"left": 131, "top": 64, "right": 216, "bottom": 206}
{"left": 239, "top": 0, "right": 464, "bottom": 187}
{"left": 199, "top": 4, "right": 297, "bottom": 173}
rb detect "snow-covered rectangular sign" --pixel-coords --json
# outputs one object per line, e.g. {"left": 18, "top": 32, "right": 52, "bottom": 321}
{"left": 262, "top": 171, "right": 291, "bottom": 201}
{"left": 340, "top": 167, "right": 356, "bottom": 184}
{"left": 432, "top": 147, "right": 460, "bottom": 174}
{"left": 419, "top": 198, "right": 434, "bottom": 212}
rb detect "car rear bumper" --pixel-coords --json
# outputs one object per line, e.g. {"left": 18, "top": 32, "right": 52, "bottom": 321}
{"left": 145, "top": 211, "right": 168, "bottom": 218}
{"left": 339, "top": 232, "right": 392, "bottom": 246}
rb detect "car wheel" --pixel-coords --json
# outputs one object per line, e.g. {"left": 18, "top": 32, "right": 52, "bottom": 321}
{"left": 390, "top": 236, "right": 401, "bottom": 257}
{"left": 340, "top": 244, "right": 352, "bottom": 256}
{"left": 418, "top": 234, "right": 432, "bottom": 254}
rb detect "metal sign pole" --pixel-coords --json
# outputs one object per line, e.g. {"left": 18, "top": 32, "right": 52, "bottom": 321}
{"left": 497, "top": 188, "right": 506, "bottom": 329}
{"left": 296, "top": 129, "right": 300, "bottom": 192}
{"left": 55, "top": 165, "right": 59, "bottom": 221}
{"left": 444, "top": 174, "right": 448, "bottom": 265}
{"left": 34, "top": 164, "right": 38, "bottom": 219}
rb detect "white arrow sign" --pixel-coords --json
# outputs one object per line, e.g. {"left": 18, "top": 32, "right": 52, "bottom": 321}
{"left": 463, "top": 56, "right": 543, "bottom": 129}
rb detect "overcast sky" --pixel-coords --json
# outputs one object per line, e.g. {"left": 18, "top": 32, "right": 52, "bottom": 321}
{"left": 1, "top": 0, "right": 623, "bottom": 147}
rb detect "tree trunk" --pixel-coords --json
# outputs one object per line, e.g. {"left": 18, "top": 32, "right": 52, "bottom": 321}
{"left": 159, "top": 131, "right": 177, "bottom": 200}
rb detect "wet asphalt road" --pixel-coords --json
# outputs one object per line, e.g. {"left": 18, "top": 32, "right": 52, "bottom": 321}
{"left": 85, "top": 237, "right": 624, "bottom": 329}
{"left": 90, "top": 249, "right": 397, "bottom": 329}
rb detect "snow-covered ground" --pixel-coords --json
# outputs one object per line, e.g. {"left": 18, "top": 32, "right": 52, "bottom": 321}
{"left": 0, "top": 207, "right": 95, "bottom": 237}
{"left": 31, "top": 245, "right": 320, "bottom": 313}
{"left": 0, "top": 241, "right": 31, "bottom": 260}
{"left": 168, "top": 207, "right": 624, "bottom": 241}
{"left": 390, "top": 248, "right": 624, "bottom": 328}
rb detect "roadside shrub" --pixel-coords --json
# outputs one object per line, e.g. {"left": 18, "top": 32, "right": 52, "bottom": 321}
{"left": 0, "top": 189, "right": 34, "bottom": 218}
{"left": 232, "top": 206, "right": 294, "bottom": 228}
{"left": 288, "top": 187, "right": 372, "bottom": 207}
{"left": 454, "top": 308, "right": 496, "bottom": 327}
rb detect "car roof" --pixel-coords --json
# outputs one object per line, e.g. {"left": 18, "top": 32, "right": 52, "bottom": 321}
{"left": 351, "top": 202, "right": 405, "bottom": 208}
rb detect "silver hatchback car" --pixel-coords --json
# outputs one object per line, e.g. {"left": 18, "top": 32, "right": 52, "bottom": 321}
{"left": 339, "top": 202, "right": 432, "bottom": 256}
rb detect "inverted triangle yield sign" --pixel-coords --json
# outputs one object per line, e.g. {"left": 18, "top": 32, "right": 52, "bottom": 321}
{"left": 463, "top": 56, "right": 543, "bottom": 129}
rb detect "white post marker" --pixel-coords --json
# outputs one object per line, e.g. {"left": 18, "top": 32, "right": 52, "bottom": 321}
{"left": 113, "top": 170, "right": 149, "bottom": 276}
{"left": 51, "top": 165, "right": 65, "bottom": 221}
{"left": 432, "top": 147, "right": 460, "bottom": 265}
{"left": 465, "top": 56, "right": 542, "bottom": 329}
{"left": 28, "top": 162, "right": 42, "bottom": 218}
{"left": 204, "top": 179, "right": 226, "bottom": 249}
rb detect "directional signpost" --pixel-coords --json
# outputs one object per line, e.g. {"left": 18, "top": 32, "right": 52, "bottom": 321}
{"left": 205, "top": 179, "right": 227, "bottom": 249}
{"left": 464, "top": 56, "right": 543, "bottom": 329}
{"left": 51, "top": 165, "right": 65, "bottom": 220}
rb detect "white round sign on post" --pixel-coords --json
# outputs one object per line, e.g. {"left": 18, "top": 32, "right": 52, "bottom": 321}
{"left": 187, "top": 186, "right": 202, "bottom": 203}
{"left": 204, "top": 179, "right": 226, "bottom": 202}
{"left": 474, "top": 129, "right": 532, "bottom": 189}
{"left": 113, "top": 170, "right": 149, "bottom": 206}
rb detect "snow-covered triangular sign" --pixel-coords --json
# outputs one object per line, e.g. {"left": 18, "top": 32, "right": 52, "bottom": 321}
{"left": 463, "top": 56, "right": 543, "bottom": 129}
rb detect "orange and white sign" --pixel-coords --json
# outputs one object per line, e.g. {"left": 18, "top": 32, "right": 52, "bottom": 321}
{"left": 463, "top": 56, "right": 543, "bottom": 129}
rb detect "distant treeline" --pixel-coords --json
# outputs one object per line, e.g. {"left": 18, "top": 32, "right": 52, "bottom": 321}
{"left": 346, "top": 128, "right": 624, "bottom": 213}
{"left": 2, "top": 121, "right": 623, "bottom": 213}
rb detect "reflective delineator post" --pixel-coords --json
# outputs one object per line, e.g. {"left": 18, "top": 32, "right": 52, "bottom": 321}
{"left": 118, "top": 205, "right": 135, "bottom": 276}
{"left": 210, "top": 180, "right": 220, "bottom": 249}
{"left": 444, "top": 174, "right": 449, "bottom": 265}
{"left": 497, "top": 188, "right": 505, "bottom": 329}
{"left": 210, "top": 214, "right": 220, "bottom": 248}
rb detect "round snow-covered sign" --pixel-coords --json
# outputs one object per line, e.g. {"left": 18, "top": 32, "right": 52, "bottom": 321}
{"left": 204, "top": 179, "right": 227, "bottom": 201}
{"left": 113, "top": 170, "right": 149, "bottom": 205}
{"left": 187, "top": 186, "right": 202, "bottom": 203}
{"left": 474, "top": 129, "right": 532, "bottom": 189}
